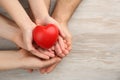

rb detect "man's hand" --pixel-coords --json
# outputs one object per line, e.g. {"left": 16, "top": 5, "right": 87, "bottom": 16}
{"left": 35, "top": 16, "right": 69, "bottom": 57}
{"left": 39, "top": 0, "right": 82, "bottom": 73}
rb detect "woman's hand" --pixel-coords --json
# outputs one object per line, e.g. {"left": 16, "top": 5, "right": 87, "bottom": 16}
{"left": 14, "top": 23, "right": 55, "bottom": 59}
{"left": 0, "top": 0, "right": 51, "bottom": 59}
{"left": 18, "top": 49, "right": 61, "bottom": 70}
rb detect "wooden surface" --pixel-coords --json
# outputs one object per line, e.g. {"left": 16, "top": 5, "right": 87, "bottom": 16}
{"left": 0, "top": 0, "right": 120, "bottom": 80}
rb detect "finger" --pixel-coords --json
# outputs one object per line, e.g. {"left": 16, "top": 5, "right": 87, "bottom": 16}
{"left": 55, "top": 42, "right": 62, "bottom": 53}
{"left": 30, "top": 48, "right": 49, "bottom": 59}
{"left": 68, "top": 45, "right": 72, "bottom": 51}
{"left": 58, "top": 36, "right": 68, "bottom": 56}
{"left": 40, "top": 63, "right": 58, "bottom": 74}
{"left": 51, "top": 46, "right": 55, "bottom": 50}
{"left": 55, "top": 42, "right": 65, "bottom": 57}
{"left": 41, "top": 57, "right": 61, "bottom": 68}
{"left": 64, "top": 40, "right": 67, "bottom": 43}
{"left": 66, "top": 41, "right": 72, "bottom": 51}
{"left": 58, "top": 36, "right": 65, "bottom": 51}
{"left": 66, "top": 37, "right": 72, "bottom": 48}
{"left": 38, "top": 48, "right": 55, "bottom": 57}
{"left": 48, "top": 49, "right": 55, "bottom": 54}
{"left": 67, "top": 41, "right": 71, "bottom": 46}
{"left": 52, "top": 22, "right": 65, "bottom": 38}
{"left": 27, "top": 69, "right": 33, "bottom": 73}
{"left": 63, "top": 40, "right": 68, "bottom": 49}
{"left": 59, "top": 30, "right": 66, "bottom": 39}
{"left": 40, "top": 68, "right": 46, "bottom": 74}
{"left": 56, "top": 24, "right": 66, "bottom": 38}
{"left": 64, "top": 45, "right": 71, "bottom": 55}
{"left": 64, "top": 42, "right": 68, "bottom": 49}
{"left": 40, "top": 60, "right": 60, "bottom": 74}
{"left": 48, "top": 48, "right": 52, "bottom": 51}
{"left": 46, "top": 62, "right": 59, "bottom": 73}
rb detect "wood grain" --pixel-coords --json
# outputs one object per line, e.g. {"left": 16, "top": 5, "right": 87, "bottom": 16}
{"left": 0, "top": 0, "right": 120, "bottom": 80}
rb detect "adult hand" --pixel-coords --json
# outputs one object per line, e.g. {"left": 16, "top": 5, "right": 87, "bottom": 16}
{"left": 18, "top": 49, "right": 61, "bottom": 70}
{"left": 14, "top": 24, "right": 55, "bottom": 58}
{"left": 0, "top": 0, "right": 52, "bottom": 59}
{"left": 35, "top": 16, "right": 69, "bottom": 57}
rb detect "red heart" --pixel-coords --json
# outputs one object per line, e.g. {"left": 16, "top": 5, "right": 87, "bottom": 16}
{"left": 33, "top": 24, "right": 59, "bottom": 49}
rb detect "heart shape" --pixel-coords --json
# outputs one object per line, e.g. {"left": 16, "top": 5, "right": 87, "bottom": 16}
{"left": 33, "top": 24, "right": 59, "bottom": 49}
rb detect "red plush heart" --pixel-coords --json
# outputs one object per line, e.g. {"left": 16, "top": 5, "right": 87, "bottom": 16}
{"left": 33, "top": 24, "right": 59, "bottom": 49}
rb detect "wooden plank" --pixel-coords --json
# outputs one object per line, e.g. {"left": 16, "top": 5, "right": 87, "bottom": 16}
{"left": 0, "top": 0, "right": 120, "bottom": 80}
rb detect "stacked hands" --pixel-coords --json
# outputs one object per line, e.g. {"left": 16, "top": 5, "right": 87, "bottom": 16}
{"left": 0, "top": 0, "right": 80, "bottom": 73}
{"left": 29, "top": 18, "right": 71, "bottom": 73}
{"left": 18, "top": 16, "right": 71, "bottom": 74}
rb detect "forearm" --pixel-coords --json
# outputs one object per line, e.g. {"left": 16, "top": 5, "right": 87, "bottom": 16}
{"left": 44, "top": 0, "right": 51, "bottom": 11}
{"left": 52, "top": 0, "right": 82, "bottom": 24}
{"left": 0, "top": 14, "right": 20, "bottom": 42}
{"left": 0, "top": 50, "right": 22, "bottom": 70}
{"left": 0, "top": 0, "right": 34, "bottom": 29}
{"left": 28, "top": 0, "right": 49, "bottom": 24}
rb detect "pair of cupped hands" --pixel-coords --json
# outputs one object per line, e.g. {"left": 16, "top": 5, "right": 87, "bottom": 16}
{"left": 16, "top": 15, "right": 71, "bottom": 74}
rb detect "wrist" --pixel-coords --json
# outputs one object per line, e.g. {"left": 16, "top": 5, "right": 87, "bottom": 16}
{"left": 19, "top": 21, "right": 36, "bottom": 31}
{"left": 11, "top": 27, "right": 21, "bottom": 44}
{"left": 15, "top": 54, "right": 23, "bottom": 69}
{"left": 35, "top": 15, "right": 50, "bottom": 25}
{"left": 13, "top": 51, "right": 24, "bottom": 69}
{"left": 0, "top": 51, "right": 24, "bottom": 70}
{"left": 52, "top": 14, "right": 68, "bottom": 25}
{"left": 16, "top": 50, "right": 28, "bottom": 69}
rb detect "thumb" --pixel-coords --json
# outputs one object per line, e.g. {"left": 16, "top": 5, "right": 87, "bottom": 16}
{"left": 56, "top": 24, "right": 66, "bottom": 38}
{"left": 41, "top": 57, "right": 61, "bottom": 68}
{"left": 60, "top": 30, "right": 66, "bottom": 39}
{"left": 49, "top": 20, "right": 66, "bottom": 38}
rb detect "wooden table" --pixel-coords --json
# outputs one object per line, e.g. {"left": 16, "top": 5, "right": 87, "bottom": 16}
{"left": 0, "top": 0, "right": 120, "bottom": 80}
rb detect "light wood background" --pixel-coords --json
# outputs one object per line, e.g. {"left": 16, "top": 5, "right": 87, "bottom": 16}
{"left": 0, "top": 0, "right": 120, "bottom": 80}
